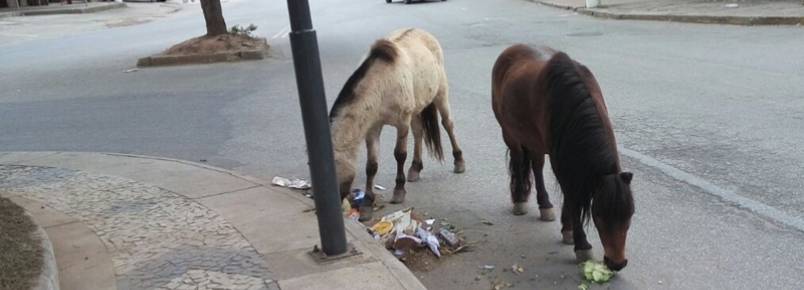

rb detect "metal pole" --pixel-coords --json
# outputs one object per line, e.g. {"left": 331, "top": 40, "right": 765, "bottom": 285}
{"left": 284, "top": 0, "right": 348, "bottom": 256}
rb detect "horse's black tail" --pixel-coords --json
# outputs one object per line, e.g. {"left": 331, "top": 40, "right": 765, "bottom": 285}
{"left": 421, "top": 103, "right": 444, "bottom": 161}
{"left": 508, "top": 148, "right": 532, "bottom": 203}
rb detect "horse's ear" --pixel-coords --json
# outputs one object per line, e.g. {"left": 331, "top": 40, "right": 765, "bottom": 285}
{"left": 619, "top": 172, "right": 633, "bottom": 184}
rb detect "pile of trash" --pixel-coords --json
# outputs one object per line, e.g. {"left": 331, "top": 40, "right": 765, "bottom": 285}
{"left": 366, "top": 208, "right": 467, "bottom": 262}
{"left": 271, "top": 178, "right": 467, "bottom": 265}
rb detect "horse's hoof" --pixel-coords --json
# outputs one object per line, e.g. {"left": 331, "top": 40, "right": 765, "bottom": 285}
{"left": 512, "top": 202, "right": 528, "bottom": 215}
{"left": 358, "top": 205, "right": 374, "bottom": 222}
{"left": 561, "top": 230, "right": 573, "bottom": 244}
{"left": 390, "top": 189, "right": 406, "bottom": 204}
{"left": 539, "top": 208, "right": 556, "bottom": 221}
{"left": 407, "top": 170, "right": 420, "bottom": 182}
{"left": 575, "top": 249, "right": 594, "bottom": 263}
{"left": 454, "top": 161, "right": 466, "bottom": 173}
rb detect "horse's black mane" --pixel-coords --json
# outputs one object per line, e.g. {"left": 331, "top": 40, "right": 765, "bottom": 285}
{"left": 330, "top": 40, "right": 397, "bottom": 121}
{"left": 545, "top": 52, "right": 624, "bottom": 224}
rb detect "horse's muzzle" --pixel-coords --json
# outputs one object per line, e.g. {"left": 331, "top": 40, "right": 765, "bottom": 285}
{"left": 604, "top": 256, "right": 628, "bottom": 271}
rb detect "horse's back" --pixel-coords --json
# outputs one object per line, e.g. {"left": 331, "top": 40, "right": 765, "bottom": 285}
{"left": 491, "top": 44, "right": 556, "bottom": 151}
{"left": 385, "top": 28, "right": 447, "bottom": 111}
{"left": 389, "top": 28, "right": 444, "bottom": 65}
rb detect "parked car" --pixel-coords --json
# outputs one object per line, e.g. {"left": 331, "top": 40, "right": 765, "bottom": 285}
{"left": 387, "top": 0, "right": 446, "bottom": 4}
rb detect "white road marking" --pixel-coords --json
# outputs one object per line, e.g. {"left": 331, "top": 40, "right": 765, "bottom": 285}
{"left": 271, "top": 25, "right": 290, "bottom": 40}
{"left": 620, "top": 146, "right": 804, "bottom": 233}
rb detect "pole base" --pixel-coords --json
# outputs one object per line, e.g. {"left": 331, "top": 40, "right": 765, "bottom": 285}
{"left": 308, "top": 243, "right": 361, "bottom": 264}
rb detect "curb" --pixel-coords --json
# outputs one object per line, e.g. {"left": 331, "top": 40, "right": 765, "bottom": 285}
{"left": 136, "top": 49, "right": 268, "bottom": 67}
{"left": 15, "top": 3, "right": 126, "bottom": 16}
{"left": 0, "top": 11, "right": 22, "bottom": 18}
{"left": 531, "top": 0, "right": 804, "bottom": 26}
{"left": 31, "top": 218, "right": 60, "bottom": 290}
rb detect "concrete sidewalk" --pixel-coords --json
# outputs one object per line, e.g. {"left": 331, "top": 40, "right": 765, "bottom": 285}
{"left": 530, "top": 0, "right": 804, "bottom": 25}
{"left": 0, "top": 2, "right": 125, "bottom": 17}
{"left": 0, "top": 1, "right": 183, "bottom": 46}
{"left": 0, "top": 152, "right": 425, "bottom": 290}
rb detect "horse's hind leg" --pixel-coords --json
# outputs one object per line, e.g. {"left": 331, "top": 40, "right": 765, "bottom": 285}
{"left": 407, "top": 116, "right": 424, "bottom": 182}
{"left": 391, "top": 121, "right": 410, "bottom": 204}
{"left": 434, "top": 88, "right": 466, "bottom": 173}
{"left": 508, "top": 145, "right": 532, "bottom": 215}
{"left": 532, "top": 154, "right": 555, "bottom": 221}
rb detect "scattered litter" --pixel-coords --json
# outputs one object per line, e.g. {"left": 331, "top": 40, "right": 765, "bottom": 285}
{"left": 425, "top": 219, "right": 436, "bottom": 225}
{"left": 393, "top": 234, "right": 423, "bottom": 251}
{"left": 511, "top": 264, "right": 524, "bottom": 274}
{"left": 347, "top": 209, "right": 359, "bottom": 220}
{"left": 352, "top": 189, "right": 367, "bottom": 208}
{"left": 658, "top": 280, "right": 663, "bottom": 285}
{"left": 370, "top": 220, "right": 394, "bottom": 236}
{"left": 303, "top": 192, "right": 313, "bottom": 199}
{"left": 475, "top": 275, "right": 482, "bottom": 281}
{"left": 481, "top": 220, "right": 494, "bottom": 226}
{"left": 438, "top": 228, "right": 460, "bottom": 247}
{"left": 393, "top": 249, "right": 405, "bottom": 257}
{"left": 374, "top": 184, "right": 387, "bottom": 191}
{"left": 416, "top": 227, "right": 441, "bottom": 257}
{"left": 724, "top": 3, "right": 739, "bottom": 8}
{"left": 271, "top": 176, "right": 312, "bottom": 190}
{"left": 491, "top": 278, "right": 512, "bottom": 290}
{"left": 124, "top": 68, "right": 139, "bottom": 73}
{"left": 481, "top": 264, "right": 496, "bottom": 270}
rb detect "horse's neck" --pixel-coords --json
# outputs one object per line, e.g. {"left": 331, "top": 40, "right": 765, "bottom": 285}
{"left": 330, "top": 101, "right": 380, "bottom": 159}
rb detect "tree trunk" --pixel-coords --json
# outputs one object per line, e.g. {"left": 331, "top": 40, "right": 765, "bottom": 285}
{"left": 200, "top": 0, "right": 227, "bottom": 37}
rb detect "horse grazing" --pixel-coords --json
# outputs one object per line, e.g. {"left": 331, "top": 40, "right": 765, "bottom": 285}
{"left": 330, "top": 28, "right": 465, "bottom": 221}
{"left": 491, "top": 44, "right": 634, "bottom": 271}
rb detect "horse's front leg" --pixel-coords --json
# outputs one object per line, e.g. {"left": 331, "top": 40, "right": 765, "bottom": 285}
{"left": 360, "top": 126, "right": 382, "bottom": 221}
{"left": 572, "top": 207, "right": 594, "bottom": 262}
{"left": 390, "top": 123, "right": 410, "bottom": 204}
{"left": 561, "top": 203, "right": 574, "bottom": 244}
{"left": 407, "top": 116, "right": 424, "bottom": 182}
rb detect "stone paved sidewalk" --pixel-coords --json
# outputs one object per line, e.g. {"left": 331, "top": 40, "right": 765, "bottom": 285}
{"left": 0, "top": 164, "right": 277, "bottom": 290}
{"left": 531, "top": 0, "right": 804, "bottom": 25}
{"left": 0, "top": 152, "right": 426, "bottom": 290}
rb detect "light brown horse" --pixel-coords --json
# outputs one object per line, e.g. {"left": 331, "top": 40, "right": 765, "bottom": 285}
{"left": 330, "top": 28, "right": 465, "bottom": 221}
{"left": 492, "top": 44, "right": 634, "bottom": 270}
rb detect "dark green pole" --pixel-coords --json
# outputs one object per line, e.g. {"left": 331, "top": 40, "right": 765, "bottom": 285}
{"left": 284, "top": 0, "right": 347, "bottom": 255}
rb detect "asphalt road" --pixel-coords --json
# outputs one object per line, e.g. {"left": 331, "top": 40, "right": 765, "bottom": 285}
{"left": 1, "top": 0, "right": 803, "bottom": 289}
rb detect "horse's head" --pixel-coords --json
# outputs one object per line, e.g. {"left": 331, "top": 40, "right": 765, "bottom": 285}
{"left": 333, "top": 148, "right": 357, "bottom": 198}
{"left": 592, "top": 171, "right": 635, "bottom": 271}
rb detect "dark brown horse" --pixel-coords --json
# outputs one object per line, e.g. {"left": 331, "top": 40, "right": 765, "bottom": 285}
{"left": 491, "top": 44, "right": 635, "bottom": 271}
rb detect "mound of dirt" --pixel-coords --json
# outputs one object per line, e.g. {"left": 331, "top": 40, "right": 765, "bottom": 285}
{"left": 0, "top": 195, "right": 43, "bottom": 290}
{"left": 163, "top": 33, "right": 269, "bottom": 56}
